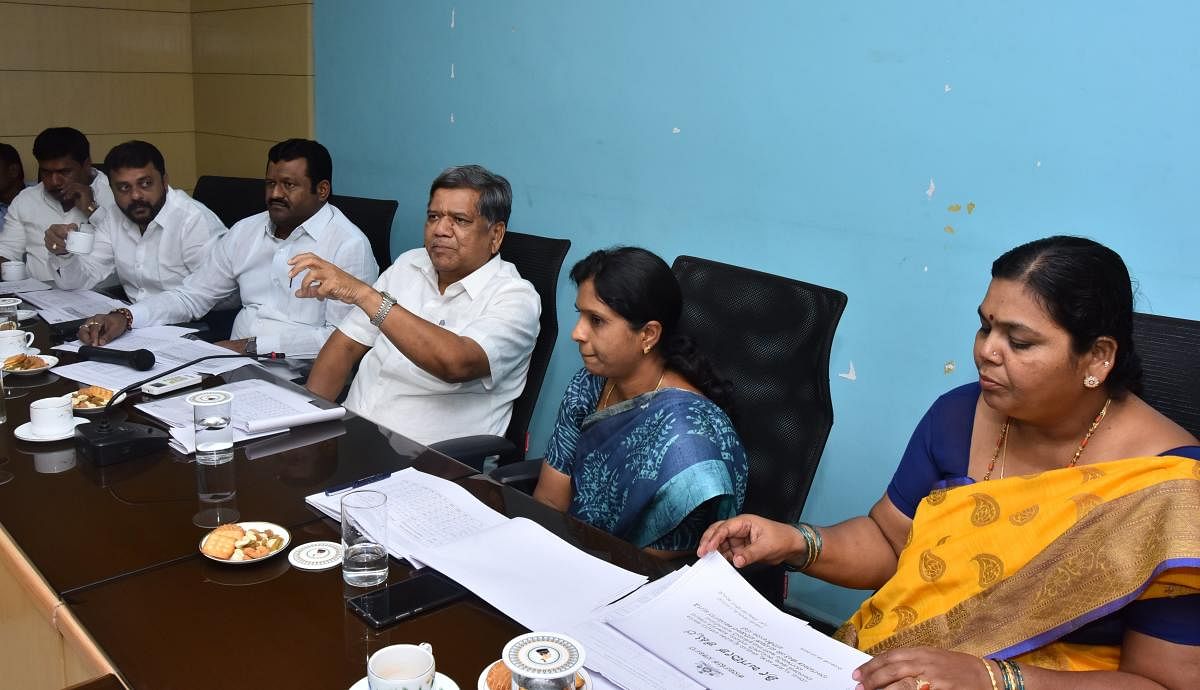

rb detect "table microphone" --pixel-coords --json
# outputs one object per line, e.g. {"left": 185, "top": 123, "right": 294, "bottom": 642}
{"left": 78, "top": 345, "right": 156, "bottom": 371}
{"left": 76, "top": 350, "right": 288, "bottom": 466}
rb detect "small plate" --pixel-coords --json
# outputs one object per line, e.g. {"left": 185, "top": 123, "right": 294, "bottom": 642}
{"left": 17, "top": 309, "right": 37, "bottom": 322}
{"left": 199, "top": 521, "right": 291, "bottom": 565}
{"left": 71, "top": 391, "right": 128, "bottom": 414}
{"left": 350, "top": 671, "right": 459, "bottom": 690}
{"left": 14, "top": 418, "right": 89, "bottom": 443}
{"left": 476, "top": 661, "right": 590, "bottom": 690}
{"left": 3, "top": 354, "right": 58, "bottom": 376}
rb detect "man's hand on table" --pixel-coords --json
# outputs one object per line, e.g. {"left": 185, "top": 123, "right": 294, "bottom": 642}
{"left": 78, "top": 312, "right": 128, "bottom": 346}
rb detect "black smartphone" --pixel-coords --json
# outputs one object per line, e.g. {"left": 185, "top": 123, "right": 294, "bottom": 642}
{"left": 346, "top": 569, "right": 467, "bottom": 628}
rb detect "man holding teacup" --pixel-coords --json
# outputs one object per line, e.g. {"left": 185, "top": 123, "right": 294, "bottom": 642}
{"left": 0, "top": 127, "right": 115, "bottom": 281}
{"left": 43, "top": 140, "right": 228, "bottom": 302}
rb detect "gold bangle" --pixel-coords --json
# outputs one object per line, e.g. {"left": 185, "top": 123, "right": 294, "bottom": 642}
{"left": 981, "top": 658, "right": 999, "bottom": 690}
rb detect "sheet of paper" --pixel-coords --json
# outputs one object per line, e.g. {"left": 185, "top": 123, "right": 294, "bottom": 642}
{"left": 52, "top": 332, "right": 255, "bottom": 390}
{"left": 135, "top": 378, "right": 344, "bottom": 434}
{"left": 609, "top": 553, "right": 869, "bottom": 690}
{"left": 166, "top": 425, "right": 283, "bottom": 455}
{"left": 0, "top": 278, "right": 52, "bottom": 294}
{"left": 421, "top": 516, "right": 647, "bottom": 631}
{"left": 53, "top": 325, "right": 198, "bottom": 352}
{"left": 562, "top": 620, "right": 705, "bottom": 690}
{"left": 306, "top": 468, "right": 509, "bottom": 560}
{"left": 17, "top": 288, "right": 127, "bottom": 324}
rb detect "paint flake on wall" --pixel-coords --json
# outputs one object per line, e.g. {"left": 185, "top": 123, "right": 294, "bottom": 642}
{"left": 450, "top": 8, "right": 455, "bottom": 28}
{"left": 944, "top": 360, "right": 956, "bottom": 375}
{"left": 944, "top": 83, "right": 952, "bottom": 93}
{"left": 450, "top": 63, "right": 455, "bottom": 79}
{"left": 449, "top": 113, "right": 455, "bottom": 124}
{"left": 925, "top": 178, "right": 936, "bottom": 200}
{"left": 838, "top": 361, "right": 857, "bottom": 382}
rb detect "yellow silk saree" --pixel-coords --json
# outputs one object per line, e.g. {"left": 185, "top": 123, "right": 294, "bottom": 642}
{"left": 836, "top": 456, "right": 1200, "bottom": 670}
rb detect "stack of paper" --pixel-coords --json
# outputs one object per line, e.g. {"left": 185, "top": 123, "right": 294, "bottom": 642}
{"left": 0, "top": 278, "right": 52, "bottom": 295}
{"left": 18, "top": 287, "right": 127, "bottom": 324}
{"left": 52, "top": 327, "right": 255, "bottom": 391}
{"left": 308, "top": 470, "right": 869, "bottom": 690}
{"left": 136, "top": 378, "right": 345, "bottom": 454}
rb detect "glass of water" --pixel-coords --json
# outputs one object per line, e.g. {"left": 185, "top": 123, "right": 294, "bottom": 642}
{"left": 186, "top": 390, "right": 234, "bottom": 465}
{"left": 341, "top": 489, "right": 388, "bottom": 587}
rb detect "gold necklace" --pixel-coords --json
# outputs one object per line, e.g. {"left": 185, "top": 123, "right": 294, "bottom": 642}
{"left": 983, "top": 397, "right": 1111, "bottom": 481}
{"left": 600, "top": 370, "right": 666, "bottom": 410}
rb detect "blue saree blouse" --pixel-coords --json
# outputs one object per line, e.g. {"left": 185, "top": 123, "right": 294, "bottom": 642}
{"left": 545, "top": 369, "right": 748, "bottom": 551}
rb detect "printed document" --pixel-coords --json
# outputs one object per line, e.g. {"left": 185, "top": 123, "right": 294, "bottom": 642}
{"left": 609, "top": 552, "right": 870, "bottom": 690}
{"left": 0, "top": 278, "right": 52, "bottom": 294}
{"left": 52, "top": 330, "right": 255, "bottom": 390}
{"left": 18, "top": 288, "right": 126, "bottom": 324}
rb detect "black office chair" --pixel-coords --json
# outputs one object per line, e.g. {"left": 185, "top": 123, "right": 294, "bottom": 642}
{"left": 329, "top": 193, "right": 399, "bottom": 272}
{"left": 192, "top": 175, "right": 265, "bottom": 228}
{"left": 428, "top": 231, "right": 571, "bottom": 470}
{"left": 1132, "top": 312, "right": 1200, "bottom": 439}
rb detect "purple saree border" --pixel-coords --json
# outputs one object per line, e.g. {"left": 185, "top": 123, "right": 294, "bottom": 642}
{"left": 994, "top": 556, "right": 1200, "bottom": 659}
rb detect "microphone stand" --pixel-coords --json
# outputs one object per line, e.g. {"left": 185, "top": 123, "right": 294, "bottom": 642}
{"left": 76, "top": 351, "right": 288, "bottom": 466}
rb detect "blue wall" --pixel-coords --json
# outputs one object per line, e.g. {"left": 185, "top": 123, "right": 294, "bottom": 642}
{"left": 315, "top": 2, "right": 1200, "bottom": 618}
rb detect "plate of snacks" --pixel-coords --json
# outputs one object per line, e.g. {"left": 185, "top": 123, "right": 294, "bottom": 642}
{"left": 200, "top": 522, "right": 291, "bottom": 564}
{"left": 3, "top": 353, "right": 57, "bottom": 375}
{"left": 69, "top": 385, "right": 126, "bottom": 413}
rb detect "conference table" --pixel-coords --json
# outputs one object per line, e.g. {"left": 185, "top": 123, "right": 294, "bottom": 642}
{"left": 0, "top": 318, "right": 675, "bottom": 689}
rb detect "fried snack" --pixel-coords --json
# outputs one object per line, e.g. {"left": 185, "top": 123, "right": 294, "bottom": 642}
{"left": 206, "top": 524, "right": 285, "bottom": 562}
{"left": 484, "top": 662, "right": 583, "bottom": 690}
{"left": 3, "top": 353, "right": 46, "bottom": 370}
{"left": 71, "top": 385, "right": 115, "bottom": 409}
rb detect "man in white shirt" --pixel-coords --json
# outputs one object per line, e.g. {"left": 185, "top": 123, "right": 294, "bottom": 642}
{"left": 298, "top": 165, "right": 540, "bottom": 445}
{"left": 44, "top": 140, "right": 227, "bottom": 300}
{"left": 0, "top": 127, "right": 115, "bottom": 280}
{"left": 77, "top": 138, "right": 379, "bottom": 358}
{"left": 0, "top": 144, "right": 26, "bottom": 229}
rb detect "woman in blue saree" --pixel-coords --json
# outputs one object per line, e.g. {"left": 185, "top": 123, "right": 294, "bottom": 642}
{"left": 533, "top": 247, "right": 748, "bottom": 556}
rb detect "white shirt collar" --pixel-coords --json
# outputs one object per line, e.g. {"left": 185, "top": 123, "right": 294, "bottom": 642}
{"left": 266, "top": 202, "right": 333, "bottom": 240}
{"left": 411, "top": 250, "right": 504, "bottom": 299}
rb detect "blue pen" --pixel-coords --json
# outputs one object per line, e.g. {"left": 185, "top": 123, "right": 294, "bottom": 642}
{"left": 323, "top": 471, "right": 393, "bottom": 496}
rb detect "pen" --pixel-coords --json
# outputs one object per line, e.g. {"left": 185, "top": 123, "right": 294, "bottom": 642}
{"left": 323, "top": 471, "right": 393, "bottom": 496}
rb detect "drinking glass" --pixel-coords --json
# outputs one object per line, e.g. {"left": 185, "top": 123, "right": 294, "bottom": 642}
{"left": 187, "top": 390, "right": 234, "bottom": 465}
{"left": 0, "top": 297, "right": 20, "bottom": 331}
{"left": 0, "top": 369, "right": 6, "bottom": 424}
{"left": 193, "top": 458, "right": 239, "bottom": 528}
{"left": 341, "top": 489, "right": 388, "bottom": 587}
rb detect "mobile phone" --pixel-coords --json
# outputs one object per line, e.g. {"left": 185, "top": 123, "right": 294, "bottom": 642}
{"left": 347, "top": 569, "right": 467, "bottom": 628}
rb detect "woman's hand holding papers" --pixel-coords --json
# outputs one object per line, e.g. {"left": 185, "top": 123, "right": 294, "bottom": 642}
{"left": 851, "top": 647, "right": 993, "bottom": 690}
{"left": 696, "top": 514, "right": 807, "bottom": 569}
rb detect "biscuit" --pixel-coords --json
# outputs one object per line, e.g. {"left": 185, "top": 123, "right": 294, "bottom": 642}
{"left": 202, "top": 531, "right": 238, "bottom": 559}
{"left": 483, "top": 663, "right": 583, "bottom": 690}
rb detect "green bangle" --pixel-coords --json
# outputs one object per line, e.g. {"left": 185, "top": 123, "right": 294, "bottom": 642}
{"left": 782, "top": 523, "right": 823, "bottom": 572}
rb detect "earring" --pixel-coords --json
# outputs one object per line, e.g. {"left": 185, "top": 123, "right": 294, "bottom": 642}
{"left": 1084, "top": 375, "right": 1101, "bottom": 389}
{"left": 992, "top": 351, "right": 999, "bottom": 358}
{"left": 643, "top": 345, "right": 651, "bottom": 355}
{"left": 1102, "top": 360, "right": 1110, "bottom": 368}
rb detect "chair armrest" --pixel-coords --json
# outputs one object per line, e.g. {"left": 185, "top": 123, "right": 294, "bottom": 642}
{"left": 488, "top": 458, "right": 543, "bottom": 495}
{"left": 428, "top": 434, "right": 517, "bottom": 471}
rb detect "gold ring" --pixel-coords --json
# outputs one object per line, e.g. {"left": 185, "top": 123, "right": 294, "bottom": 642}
{"left": 915, "top": 679, "right": 934, "bottom": 690}
{"left": 84, "top": 321, "right": 100, "bottom": 327}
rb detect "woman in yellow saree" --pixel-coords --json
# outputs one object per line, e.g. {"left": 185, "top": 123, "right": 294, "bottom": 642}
{"left": 698, "top": 236, "right": 1200, "bottom": 689}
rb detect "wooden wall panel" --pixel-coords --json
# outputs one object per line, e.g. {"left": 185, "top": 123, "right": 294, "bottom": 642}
{"left": 0, "top": 72, "right": 194, "bottom": 137}
{"left": 0, "top": 4, "right": 192, "bottom": 73}
{"left": 191, "top": 0, "right": 302, "bottom": 11}
{"left": 195, "top": 132, "right": 271, "bottom": 180}
{"left": 191, "top": 4, "right": 312, "bottom": 75}
{"left": 25, "top": 0, "right": 188, "bottom": 11}
{"left": 194, "top": 74, "right": 310, "bottom": 142}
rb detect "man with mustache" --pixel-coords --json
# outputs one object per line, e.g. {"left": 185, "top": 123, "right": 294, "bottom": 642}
{"left": 0, "top": 127, "right": 116, "bottom": 280}
{"left": 298, "top": 165, "right": 540, "bottom": 445}
{"left": 77, "top": 138, "right": 378, "bottom": 359}
{"left": 44, "top": 140, "right": 227, "bottom": 301}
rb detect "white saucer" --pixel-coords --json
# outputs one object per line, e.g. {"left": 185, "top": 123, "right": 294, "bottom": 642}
{"left": 14, "top": 417, "right": 89, "bottom": 442}
{"left": 3, "top": 354, "right": 58, "bottom": 375}
{"left": 349, "top": 671, "right": 458, "bottom": 690}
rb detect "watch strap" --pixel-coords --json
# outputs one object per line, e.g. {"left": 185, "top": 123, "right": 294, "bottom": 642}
{"left": 370, "top": 291, "right": 397, "bottom": 327}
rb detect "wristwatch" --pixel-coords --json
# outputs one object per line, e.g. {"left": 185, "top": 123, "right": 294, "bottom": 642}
{"left": 370, "top": 291, "right": 397, "bottom": 327}
{"left": 244, "top": 337, "right": 257, "bottom": 355}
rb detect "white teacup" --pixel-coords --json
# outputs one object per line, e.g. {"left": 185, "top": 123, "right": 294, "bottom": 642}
{"left": 367, "top": 643, "right": 435, "bottom": 690}
{"left": 0, "top": 329, "right": 34, "bottom": 356}
{"left": 66, "top": 229, "right": 95, "bottom": 255}
{"left": 1, "top": 261, "right": 26, "bottom": 282}
{"left": 29, "top": 396, "right": 74, "bottom": 437}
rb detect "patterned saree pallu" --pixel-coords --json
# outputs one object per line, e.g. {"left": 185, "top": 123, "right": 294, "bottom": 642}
{"left": 836, "top": 456, "right": 1200, "bottom": 671}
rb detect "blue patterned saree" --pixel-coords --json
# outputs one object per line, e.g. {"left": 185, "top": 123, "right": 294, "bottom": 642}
{"left": 545, "top": 369, "right": 748, "bottom": 551}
